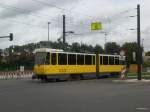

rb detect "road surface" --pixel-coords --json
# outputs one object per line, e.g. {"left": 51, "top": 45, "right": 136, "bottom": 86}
{"left": 0, "top": 79, "right": 150, "bottom": 112}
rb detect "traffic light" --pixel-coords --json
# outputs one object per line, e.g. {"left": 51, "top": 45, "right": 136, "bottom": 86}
{"left": 9, "top": 33, "right": 13, "bottom": 41}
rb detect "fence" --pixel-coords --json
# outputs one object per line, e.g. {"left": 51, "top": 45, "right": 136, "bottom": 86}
{"left": 0, "top": 71, "right": 33, "bottom": 80}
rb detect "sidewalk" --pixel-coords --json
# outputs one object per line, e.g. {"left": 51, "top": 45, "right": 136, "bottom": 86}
{"left": 112, "top": 79, "right": 150, "bottom": 83}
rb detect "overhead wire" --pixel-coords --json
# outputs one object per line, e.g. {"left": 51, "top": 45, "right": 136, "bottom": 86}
{"left": 31, "top": 0, "right": 94, "bottom": 19}
{"left": 0, "top": 17, "right": 47, "bottom": 29}
{"left": 0, "top": 2, "right": 63, "bottom": 30}
{"left": 0, "top": 1, "right": 135, "bottom": 32}
{"left": 30, "top": 0, "right": 100, "bottom": 29}
{"left": 0, "top": 2, "right": 61, "bottom": 23}
{"left": 0, "top": 1, "right": 138, "bottom": 40}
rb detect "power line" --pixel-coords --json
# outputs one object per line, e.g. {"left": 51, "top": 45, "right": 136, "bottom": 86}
{"left": 0, "top": 2, "right": 138, "bottom": 37}
{"left": 0, "top": 3, "right": 87, "bottom": 29}
{"left": 0, "top": 2, "right": 136, "bottom": 31}
{"left": 0, "top": 2, "right": 60, "bottom": 23}
{"left": 31, "top": 0, "right": 94, "bottom": 19}
{"left": 0, "top": 18, "right": 47, "bottom": 29}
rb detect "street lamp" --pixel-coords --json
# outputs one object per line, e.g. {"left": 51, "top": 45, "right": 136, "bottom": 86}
{"left": 65, "top": 31, "right": 74, "bottom": 36}
{"left": 48, "top": 22, "right": 50, "bottom": 42}
{"left": 100, "top": 31, "right": 108, "bottom": 53}
{"left": 57, "top": 31, "right": 74, "bottom": 43}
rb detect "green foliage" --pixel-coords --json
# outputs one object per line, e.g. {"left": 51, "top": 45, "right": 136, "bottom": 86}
{"left": 70, "top": 42, "right": 81, "bottom": 52}
{"left": 0, "top": 41, "right": 142, "bottom": 71}
{"left": 143, "top": 61, "right": 150, "bottom": 67}
{"left": 121, "top": 42, "right": 143, "bottom": 66}
{"left": 105, "top": 42, "right": 120, "bottom": 54}
{"left": 145, "top": 51, "right": 150, "bottom": 56}
{"left": 93, "top": 44, "right": 103, "bottom": 53}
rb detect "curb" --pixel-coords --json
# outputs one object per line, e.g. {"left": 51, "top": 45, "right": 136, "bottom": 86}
{"left": 112, "top": 79, "right": 150, "bottom": 83}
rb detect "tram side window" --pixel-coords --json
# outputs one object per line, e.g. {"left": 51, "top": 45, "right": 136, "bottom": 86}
{"left": 85, "top": 55, "right": 92, "bottom": 65}
{"left": 120, "top": 59, "right": 125, "bottom": 65}
{"left": 68, "top": 54, "right": 76, "bottom": 65}
{"left": 58, "top": 53, "right": 67, "bottom": 65}
{"left": 93, "top": 55, "right": 95, "bottom": 65}
{"left": 115, "top": 57, "right": 119, "bottom": 65}
{"left": 109, "top": 56, "right": 114, "bottom": 65}
{"left": 119, "top": 56, "right": 126, "bottom": 65}
{"left": 103, "top": 56, "right": 108, "bottom": 65}
{"left": 45, "top": 52, "right": 50, "bottom": 64}
{"left": 100, "top": 56, "right": 103, "bottom": 65}
{"left": 120, "top": 60, "right": 123, "bottom": 65}
{"left": 77, "top": 54, "right": 84, "bottom": 65}
{"left": 51, "top": 53, "right": 57, "bottom": 65}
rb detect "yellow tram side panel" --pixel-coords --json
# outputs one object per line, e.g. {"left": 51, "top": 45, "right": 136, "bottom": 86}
{"left": 100, "top": 65, "right": 125, "bottom": 73}
{"left": 34, "top": 65, "right": 125, "bottom": 75}
{"left": 34, "top": 65, "right": 44, "bottom": 74}
{"left": 34, "top": 65, "right": 95, "bottom": 75}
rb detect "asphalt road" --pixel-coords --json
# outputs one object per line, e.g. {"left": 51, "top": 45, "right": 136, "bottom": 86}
{"left": 0, "top": 79, "right": 150, "bottom": 112}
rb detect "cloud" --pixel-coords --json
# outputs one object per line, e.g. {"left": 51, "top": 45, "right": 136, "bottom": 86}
{"left": 0, "top": 0, "right": 150, "bottom": 51}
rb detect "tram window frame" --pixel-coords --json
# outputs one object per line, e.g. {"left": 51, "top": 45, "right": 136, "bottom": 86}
{"left": 58, "top": 53, "right": 67, "bottom": 65}
{"left": 103, "top": 56, "right": 108, "bottom": 65}
{"left": 45, "top": 52, "right": 50, "bottom": 64}
{"left": 51, "top": 53, "right": 57, "bottom": 65}
{"left": 119, "top": 56, "right": 126, "bottom": 65}
{"left": 68, "top": 54, "right": 76, "bottom": 65}
{"left": 77, "top": 54, "right": 84, "bottom": 65}
{"left": 109, "top": 56, "right": 114, "bottom": 65}
{"left": 35, "top": 52, "right": 46, "bottom": 65}
{"left": 119, "top": 59, "right": 125, "bottom": 65}
{"left": 100, "top": 56, "right": 103, "bottom": 65}
{"left": 115, "top": 57, "right": 119, "bottom": 65}
{"left": 85, "top": 55, "right": 92, "bottom": 65}
{"left": 93, "top": 55, "right": 95, "bottom": 65}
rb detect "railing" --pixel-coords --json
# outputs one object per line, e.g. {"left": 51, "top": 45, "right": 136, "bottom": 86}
{"left": 0, "top": 71, "right": 33, "bottom": 80}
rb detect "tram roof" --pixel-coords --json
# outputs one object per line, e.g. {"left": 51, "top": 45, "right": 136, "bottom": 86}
{"left": 34, "top": 48, "right": 63, "bottom": 53}
{"left": 34, "top": 48, "right": 123, "bottom": 57}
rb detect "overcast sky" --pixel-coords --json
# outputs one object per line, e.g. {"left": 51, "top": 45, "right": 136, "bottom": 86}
{"left": 0, "top": 0, "right": 149, "bottom": 51}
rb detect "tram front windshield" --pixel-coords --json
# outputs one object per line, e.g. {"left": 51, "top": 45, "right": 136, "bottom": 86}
{"left": 35, "top": 52, "right": 46, "bottom": 65}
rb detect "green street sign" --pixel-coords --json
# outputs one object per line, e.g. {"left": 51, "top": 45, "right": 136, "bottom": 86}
{"left": 91, "top": 22, "right": 102, "bottom": 30}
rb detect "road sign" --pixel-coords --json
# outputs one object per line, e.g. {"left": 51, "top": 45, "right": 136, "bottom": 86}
{"left": 91, "top": 22, "right": 102, "bottom": 30}
{"left": 20, "top": 66, "right": 24, "bottom": 72}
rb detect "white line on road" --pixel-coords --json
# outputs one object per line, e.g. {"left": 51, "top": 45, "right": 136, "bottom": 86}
{"left": 136, "top": 107, "right": 149, "bottom": 111}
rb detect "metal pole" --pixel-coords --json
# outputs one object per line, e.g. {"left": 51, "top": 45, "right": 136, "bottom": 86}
{"left": 63, "top": 15, "right": 66, "bottom": 44}
{"left": 0, "top": 33, "right": 13, "bottom": 41}
{"left": 137, "top": 4, "right": 142, "bottom": 80}
{"left": 48, "top": 22, "right": 50, "bottom": 42}
{"left": 104, "top": 33, "right": 107, "bottom": 53}
{"left": 96, "top": 52, "right": 99, "bottom": 78}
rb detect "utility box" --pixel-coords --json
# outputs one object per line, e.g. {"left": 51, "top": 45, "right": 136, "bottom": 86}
{"left": 129, "top": 64, "right": 138, "bottom": 73}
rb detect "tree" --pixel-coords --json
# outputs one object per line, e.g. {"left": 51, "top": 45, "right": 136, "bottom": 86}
{"left": 145, "top": 51, "right": 150, "bottom": 56}
{"left": 70, "top": 42, "right": 81, "bottom": 52}
{"left": 121, "top": 42, "right": 143, "bottom": 66}
{"left": 93, "top": 44, "right": 103, "bottom": 53}
{"left": 0, "top": 49, "right": 2, "bottom": 63}
{"left": 105, "top": 42, "right": 120, "bottom": 54}
{"left": 80, "top": 43, "right": 92, "bottom": 53}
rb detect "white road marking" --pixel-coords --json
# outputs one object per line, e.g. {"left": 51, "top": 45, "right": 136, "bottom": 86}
{"left": 136, "top": 107, "right": 149, "bottom": 111}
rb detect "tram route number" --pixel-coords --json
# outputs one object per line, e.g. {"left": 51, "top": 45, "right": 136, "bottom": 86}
{"left": 59, "top": 69, "right": 67, "bottom": 73}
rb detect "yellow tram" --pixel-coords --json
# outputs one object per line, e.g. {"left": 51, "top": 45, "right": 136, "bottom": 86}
{"left": 33, "top": 48, "right": 126, "bottom": 81}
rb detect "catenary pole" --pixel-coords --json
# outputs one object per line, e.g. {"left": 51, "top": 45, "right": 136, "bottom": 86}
{"left": 63, "top": 15, "right": 66, "bottom": 44}
{"left": 137, "top": 4, "right": 142, "bottom": 80}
